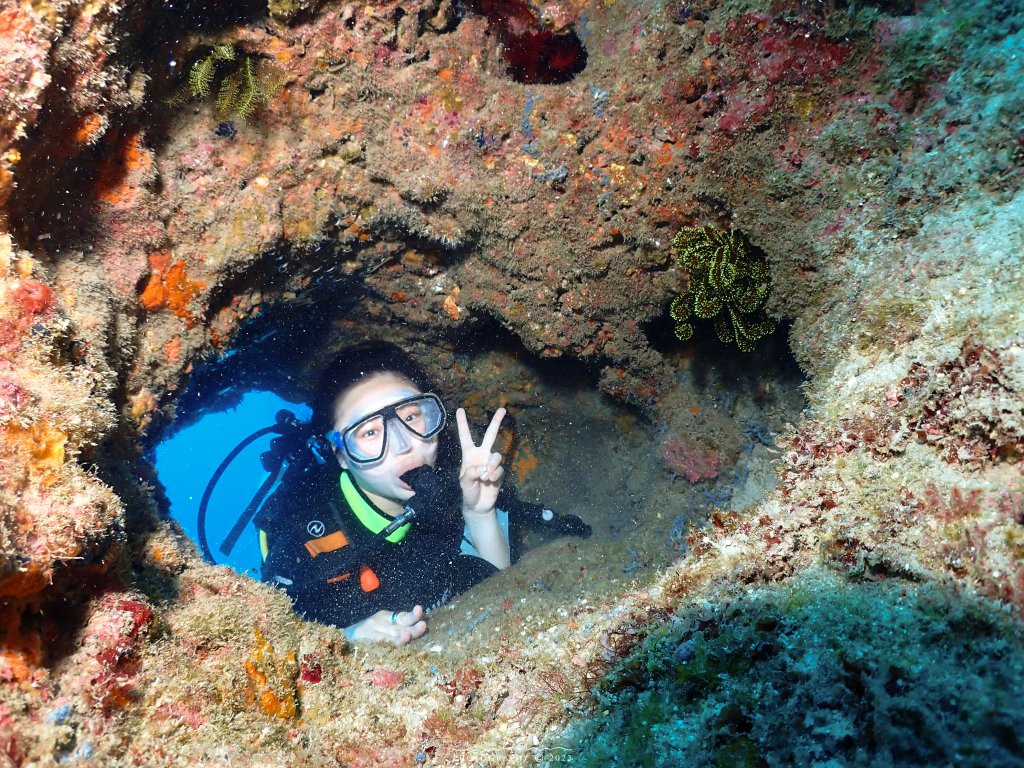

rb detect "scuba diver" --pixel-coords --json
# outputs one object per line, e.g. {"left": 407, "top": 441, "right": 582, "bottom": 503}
{"left": 254, "top": 341, "right": 591, "bottom": 645}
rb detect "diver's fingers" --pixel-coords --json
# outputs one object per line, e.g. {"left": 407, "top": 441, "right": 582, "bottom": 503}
{"left": 463, "top": 450, "right": 502, "bottom": 473}
{"left": 474, "top": 459, "right": 503, "bottom": 480}
{"left": 393, "top": 605, "right": 424, "bottom": 626}
{"left": 465, "top": 461, "right": 503, "bottom": 482}
{"left": 479, "top": 408, "right": 506, "bottom": 454}
{"left": 395, "top": 620, "right": 427, "bottom": 645}
{"left": 455, "top": 408, "right": 474, "bottom": 455}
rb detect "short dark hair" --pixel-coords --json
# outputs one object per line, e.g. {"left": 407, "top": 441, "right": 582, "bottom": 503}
{"left": 311, "top": 341, "right": 434, "bottom": 435}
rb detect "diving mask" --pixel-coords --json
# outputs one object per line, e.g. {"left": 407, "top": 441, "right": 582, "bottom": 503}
{"left": 327, "top": 393, "right": 446, "bottom": 465}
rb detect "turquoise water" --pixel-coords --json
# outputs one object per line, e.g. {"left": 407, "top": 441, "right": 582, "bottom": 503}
{"left": 153, "top": 390, "right": 312, "bottom": 576}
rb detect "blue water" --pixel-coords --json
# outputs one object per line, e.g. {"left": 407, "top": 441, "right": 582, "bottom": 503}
{"left": 153, "top": 390, "right": 312, "bottom": 576}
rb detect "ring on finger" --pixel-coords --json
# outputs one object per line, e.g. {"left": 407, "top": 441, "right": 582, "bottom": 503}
{"left": 391, "top": 610, "right": 400, "bottom": 624}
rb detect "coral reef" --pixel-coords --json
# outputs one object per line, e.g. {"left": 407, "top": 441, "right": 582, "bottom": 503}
{"left": 558, "top": 570, "right": 1024, "bottom": 766}
{"left": 668, "top": 226, "right": 774, "bottom": 352}
{"left": 0, "top": 0, "right": 1022, "bottom": 764}
{"left": 0, "top": 234, "right": 120, "bottom": 599}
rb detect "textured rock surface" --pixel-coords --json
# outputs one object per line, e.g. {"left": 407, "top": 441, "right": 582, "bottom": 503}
{"left": 1, "top": 0, "right": 1022, "bottom": 764}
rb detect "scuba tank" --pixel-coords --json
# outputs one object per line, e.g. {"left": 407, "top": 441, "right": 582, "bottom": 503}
{"left": 197, "top": 409, "right": 330, "bottom": 564}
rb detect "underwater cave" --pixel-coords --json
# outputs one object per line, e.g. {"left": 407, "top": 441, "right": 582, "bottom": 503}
{"left": 2, "top": 0, "right": 1024, "bottom": 765}
{"left": 146, "top": 266, "right": 807, "bottom": 612}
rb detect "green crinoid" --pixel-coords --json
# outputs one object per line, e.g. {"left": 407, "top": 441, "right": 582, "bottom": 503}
{"left": 189, "top": 44, "right": 235, "bottom": 99}
{"left": 167, "top": 44, "right": 283, "bottom": 120}
{"left": 669, "top": 226, "right": 774, "bottom": 352}
{"left": 215, "top": 55, "right": 282, "bottom": 120}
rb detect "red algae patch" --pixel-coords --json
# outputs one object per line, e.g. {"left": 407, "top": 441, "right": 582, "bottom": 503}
{"left": 299, "top": 654, "right": 323, "bottom": 684}
{"left": 661, "top": 435, "right": 722, "bottom": 483}
{"left": 8, "top": 279, "right": 53, "bottom": 316}
{"left": 367, "top": 667, "right": 405, "bottom": 690}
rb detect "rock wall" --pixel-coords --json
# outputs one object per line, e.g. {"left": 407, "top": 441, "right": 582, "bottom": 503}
{"left": 1, "top": 0, "right": 1021, "bottom": 764}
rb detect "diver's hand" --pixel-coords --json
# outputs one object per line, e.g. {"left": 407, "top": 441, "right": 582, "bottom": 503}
{"left": 347, "top": 606, "right": 427, "bottom": 646}
{"left": 455, "top": 407, "right": 506, "bottom": 517}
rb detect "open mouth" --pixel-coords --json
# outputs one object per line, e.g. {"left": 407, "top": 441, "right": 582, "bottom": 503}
{"left": 396, "top": 463, "right": 424, "bottom": 488}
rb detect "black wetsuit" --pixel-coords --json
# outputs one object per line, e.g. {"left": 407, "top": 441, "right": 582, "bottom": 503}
{"left": 256, "top": 464, "right": 589, "bottom": 628}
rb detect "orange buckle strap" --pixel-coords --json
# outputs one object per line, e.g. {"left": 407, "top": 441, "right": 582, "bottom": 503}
{"left": 359, "top": 565, "right": 380, "bottom": 592}
{"left": 304, "top": 530, "right": 348, "bottom": 558}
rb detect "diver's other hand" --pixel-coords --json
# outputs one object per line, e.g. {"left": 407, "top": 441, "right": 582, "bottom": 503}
{"left": 455, "top": 406, "right": 506, "bottom": 517}
{"left": 349, "top": 606, "right": 427, "bottom": 646}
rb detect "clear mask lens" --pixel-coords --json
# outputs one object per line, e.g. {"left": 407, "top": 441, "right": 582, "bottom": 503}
{"left": 337, "top": 394, "right": 445, "bottom": 464}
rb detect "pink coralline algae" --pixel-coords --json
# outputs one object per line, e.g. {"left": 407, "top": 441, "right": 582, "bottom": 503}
{"left": 367, "top": 667, "right": 405, "bottom": 689}
{"left": 661, "top": 436, "right": 722, "bottom": 483}
{"left": 8, "top": 279, "right": 54, "bottom": 317}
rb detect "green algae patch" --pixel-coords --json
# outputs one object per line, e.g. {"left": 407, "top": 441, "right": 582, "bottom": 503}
{"left": 553, "top": 570, "right": 1024, "bottom": 767}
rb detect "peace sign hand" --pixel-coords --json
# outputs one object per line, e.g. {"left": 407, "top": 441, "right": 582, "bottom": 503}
{"left": 455, "top": 407, "right": 506, "bottom": 517}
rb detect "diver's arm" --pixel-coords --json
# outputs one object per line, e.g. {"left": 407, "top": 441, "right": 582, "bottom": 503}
{"left": 462, "top": 507, "right": 511, "bottom": 570}
{"left": 455, "top": 406, "right": 511, "bottom": 569}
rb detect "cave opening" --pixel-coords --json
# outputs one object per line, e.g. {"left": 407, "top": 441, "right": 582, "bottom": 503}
{"left": 145, "top": 277, "right": 808, "bottom": 647}
{"left": 645, "top": 308, "right": 807, "bottom": 419}
{"left": 147, "top": 301, "right": 634, "bottom": 581}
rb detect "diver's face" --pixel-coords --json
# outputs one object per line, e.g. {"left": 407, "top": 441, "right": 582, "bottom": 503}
{"left": 332, "top": 373, "right": 439, "bottom": 509}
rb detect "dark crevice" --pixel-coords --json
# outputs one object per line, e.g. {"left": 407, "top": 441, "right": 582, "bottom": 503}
{"left": 500, "top": 28, "right": 588, "bottom": 85}
{"left": 467, "top": 0, "right": 588, "bottom": 84}
{"left": 452, "top": 313, "right": 608, "bottom": 390}
{"left": 646, "top": 312, "right": 806, "bottom": 408}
